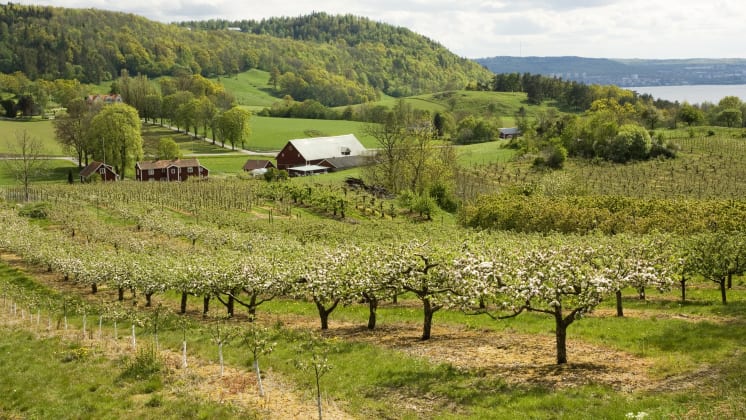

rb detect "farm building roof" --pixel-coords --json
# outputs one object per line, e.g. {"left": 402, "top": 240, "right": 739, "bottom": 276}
{"left": 79, "top": 161, "right": 115, "bottom": 178}
{"left": 499, "top": 127, "right": 521, "bottom": 136}
{"left": 285, "top": 134, "right": 367, "bottom": 162}
{"left": 288, "top": 164, "right": 329, "bottom": 175}
{"left": 320, "top": 156, "right": 368, "bottom": 169}
{"left": 136, "top": 158, "right": 203, "bottom": 170}
{"left": 242, "top": 159, "right": 275, "bottom": 171}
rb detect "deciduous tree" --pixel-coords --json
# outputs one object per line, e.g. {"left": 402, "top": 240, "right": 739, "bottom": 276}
{"left": 88, "top": 103, "right": 143, "bottom": 178}
{"left": 3, "top": 129, "right": 48, "bottom": 201}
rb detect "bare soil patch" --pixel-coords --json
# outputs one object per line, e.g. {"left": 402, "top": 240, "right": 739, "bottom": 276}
{"left": 288, "top": 318, "right": 657, "bottom": 393}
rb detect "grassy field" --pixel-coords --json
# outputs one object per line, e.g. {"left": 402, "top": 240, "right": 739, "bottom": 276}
{"left": 0, "top": 119, "right": 66, "bottom": 156}
{"left": 0, "top": 159, "right": 78, "bottom": 186}
{"left": 0, "top": 264, "right": 252, "bottom": 419}
{"left": 457, "top": 140, "right": 517, "bottom": 166}
{"left": 249, "top": 115, "right": 377, "bottom": 150}
{"left": 1, "top": 247, "right": 745, "bottom": 419}
{"left": 197, "top": 154, "right": 267, "bottom": 177}
{"left": 141, "top": 124, "right": 233, "bottom": 157}
{"left": 212, "top": 69, "right": 279, "bottom": 110}
{"left": 341, "top": 90, "right": 556, "bottom": 128}
{"left": 144, "top": 116, "right": 377, "bottom": 153}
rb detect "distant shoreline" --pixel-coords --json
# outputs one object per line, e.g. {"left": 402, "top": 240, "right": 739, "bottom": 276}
{"left": 475, "top": 56, "right": 746, "bottom": 88}
{"left": 626, "top": 84, "right": 746, "bottom": 104}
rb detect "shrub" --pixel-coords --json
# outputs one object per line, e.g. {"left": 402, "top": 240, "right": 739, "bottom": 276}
{"left": 119, "top": 346, "right": 162, "bottom": 381}
{"left": 18, "top": 202, "right": 50, "bottom": 219}
{"left": 545, "top": 144, "right": 568, "bottom": 169}
{"left": 600, "top": 124, "right": 652, "bottom": 163}
{"left": 412, "top": 193, "right": 438, "bottom": 220}
{"left": 532, "top": 156, "right": 547, "bottom": 168}
{"left": 429, "top": 183, "right": 458, "bottom": 213}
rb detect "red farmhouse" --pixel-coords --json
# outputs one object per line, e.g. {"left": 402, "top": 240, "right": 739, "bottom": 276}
{"left": 135, "top": 158, "right": 209, "bottom": 182}
{"left": 79, "top": 161, "right": 119, "bottom": 182}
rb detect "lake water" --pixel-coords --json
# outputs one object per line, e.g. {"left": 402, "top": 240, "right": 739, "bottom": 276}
{"left": 626, "top": 84, "right": 746, "bottom": 105}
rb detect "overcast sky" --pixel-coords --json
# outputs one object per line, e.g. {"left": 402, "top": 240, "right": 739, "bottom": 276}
{"left": 17, "top": 0, "right": 746, "bottom": 59}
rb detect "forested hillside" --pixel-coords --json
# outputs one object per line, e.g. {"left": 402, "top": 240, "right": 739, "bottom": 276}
{"left": 0, "top": 4, "right": 492, "bottom": 105}
{"left": 180, "top": 13, "right": 491, "bottom": 96}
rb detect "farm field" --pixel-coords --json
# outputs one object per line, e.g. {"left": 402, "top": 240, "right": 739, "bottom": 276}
{"left": 249, "top": 116, "right": 377, "bottom": 151}
{"left": 197, "top": 155, "right": 271, "bottom": 177}
{"left": 211, "top": 69, "right": 278, "bottom": 110}
{"left": 142, "top": 124, "right": 234, "bottom": 156}
{"left": 0, "top": 158, "right": 77, "bottom": 186}
{"left": 457, "top": 130, "right": 746, "bottom": 201}
{"left": 340, "top": 90, "right": 550, "bottom": 128}
{"left": 1, "top": 179, "right": 746, "bottom": 419}
{"left": 457, "top": 140, "right": 517, "bottom": 166}
{"left": 0, "top": 119, "right": 66, "bottom": 156}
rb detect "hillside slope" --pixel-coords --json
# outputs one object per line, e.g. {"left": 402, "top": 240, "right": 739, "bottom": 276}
{"left": 0, "top": 5, "right": 492, "bottom": 104}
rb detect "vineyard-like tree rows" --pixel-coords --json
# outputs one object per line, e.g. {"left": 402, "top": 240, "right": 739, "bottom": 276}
{"left": 5, "top": 181, "right": 745, "bottom": 364}
{"left": 458, "top": 135, "right": 746, "bottom": 202}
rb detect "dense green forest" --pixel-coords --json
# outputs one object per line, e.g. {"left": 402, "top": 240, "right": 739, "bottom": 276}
{"left": 0, "top": 4, "right": 492, "bottom": 105}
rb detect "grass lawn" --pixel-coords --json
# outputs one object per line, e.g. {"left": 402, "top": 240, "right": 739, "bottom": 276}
{"left": 457, "top": 140, "right": 517, "bottom": 166}
{"left": 212, "top": 69, "right": 279, "bottom": 109}
{"left": 142, "top": 116, "right": 376, "bottom": 153}
{"left": 249, "top": 116, "right": 377, "bottom": 151}
{"left": 141, "top": 124, "right": 232, "bottom": 157}
{"left": 0, "top": 119, "right": 66, "bottom": 156}
{"left": 197, "top": 155, "right": 262, "bottom": 176}
{"left": 0, "top": 159, "right": 78, "bottom": 186}
{"left": 0, "top": 265, "right": 251, "bottom": 420}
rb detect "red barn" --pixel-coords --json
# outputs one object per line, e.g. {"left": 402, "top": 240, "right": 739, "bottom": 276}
{"left": 79, "top": 161, "right": 119, "bottom": 182}
{"left": 275, "top": 134, "right": 367, "bottom": 170}
{"left": 135, "top": 158, "right": 209, "bottom": 182}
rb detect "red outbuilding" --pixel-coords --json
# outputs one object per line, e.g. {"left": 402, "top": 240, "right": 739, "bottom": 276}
{"left": 135, "top": 158, "right": 209, "bottom": 182}
{"left": 79, "top": 161, "right": 119, "bottom": 182}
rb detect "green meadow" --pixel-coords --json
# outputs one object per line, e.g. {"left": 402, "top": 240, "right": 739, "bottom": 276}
{"left": 456, "top": 140, "right": 517, "bottom": 166}
{"left": 0, "top": 158, "right": 77, "bottom": 186}
{"left": 248, "top": 115, "right": 377, "bottom": 150}
{"left": 0, "top": 119, "right": 66, "bottom": 156}
{"left": 213, "top": 69, "right": 278, "bottom": 110}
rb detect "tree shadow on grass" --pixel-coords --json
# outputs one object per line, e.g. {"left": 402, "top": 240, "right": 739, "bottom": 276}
{"left": 642, "top": 319, "right": 746, "bottom": 355}
{"left": 371, "top": 362, "right": 555, "bottom": 413}
{"left": 709, "top": 301, "right": 746, "bottom": 318}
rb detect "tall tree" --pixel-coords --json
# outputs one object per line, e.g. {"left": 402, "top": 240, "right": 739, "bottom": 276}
{"left": 689, "top": 232, "right": 746, "bottom": 304}
{"left": 156, "top": 137, "right": 181, "bottom": 160}
{"left": 54, "top": 98, "right": 91, "bottom": 168}
{"left": 3, "top": 129, "right": 48, "bottom": 201}
{"left": 217, "top": 107, "right": 252, "bottom": 150}
{"left": 363, "top": 110, "right": 407, "bottom": 193}
{"left": 162, "top": 91, "right": 194, "bottom": 132}
{"left": 196, "top": 96, "right": 218, "bottom": 139}
{"left": 364, "top": 100, "right": 455, "bottom": 195}
{"left": 88, "top": 103, "right": 143, "bottom": 178}
{"left": 678, "top": 103, "right": 704, "bottom": 127}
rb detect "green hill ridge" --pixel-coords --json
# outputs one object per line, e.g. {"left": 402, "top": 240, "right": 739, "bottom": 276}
{"left": 0, "top": 5, "right": 492, "bottom": 105}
